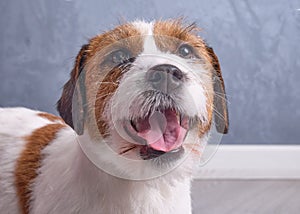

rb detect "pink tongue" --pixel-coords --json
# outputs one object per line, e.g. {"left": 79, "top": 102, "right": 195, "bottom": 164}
{"left": 137, "top": 110, "right": 187, "bottom": 152}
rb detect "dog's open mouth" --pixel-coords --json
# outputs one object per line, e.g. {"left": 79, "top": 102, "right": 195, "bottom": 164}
{"left": 123, "top": 108, "right": 189, "bottom": 160}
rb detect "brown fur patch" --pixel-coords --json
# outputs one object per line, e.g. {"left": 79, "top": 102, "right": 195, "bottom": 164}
{"left": 93, "top": 66, "right": 131, "bottom": 137}
{"left": 87, "top": 23, "right": 142, "bottom": 59}
{"left": 15, "top": 124, "right": 66, "bottom": 214}
{"left": 153, "top": 19, "right": 211, "bottom": 63}
{"left": 57, "top": 23, "right": 143, "bottom": 137}
{"left": 37, "top": 113, "right": 64, "bottom": 123}
{"left": 82, "top": 24, "right": 143, "bottom": 138}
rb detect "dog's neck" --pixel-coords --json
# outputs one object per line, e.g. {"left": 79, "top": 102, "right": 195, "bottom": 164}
{"left": 34, "top": 128, "right": 193, "bottom": 214}
{"left": 77, "top": 138, "right": 193, "bottom": 213}
{"left": 79, "top": 151, "right": 192, "bottom": 213}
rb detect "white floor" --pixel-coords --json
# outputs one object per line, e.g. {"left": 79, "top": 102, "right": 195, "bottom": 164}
{"left": 191, "top": 179, "right": 300, "bottom": 214}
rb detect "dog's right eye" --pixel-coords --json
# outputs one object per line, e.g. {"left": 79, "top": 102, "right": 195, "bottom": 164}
{"left": 178, "top": 44, "right": 194, "bottom": 58}
{"left": 111, "top": 49, "right": 131, "bottom": 64}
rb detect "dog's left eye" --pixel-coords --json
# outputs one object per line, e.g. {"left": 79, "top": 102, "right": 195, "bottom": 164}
{"left": 111, "top": 49, "right": 131, "bottom": 64}
{"left": 178, "top": 44, "right": 194, "bottom": 58}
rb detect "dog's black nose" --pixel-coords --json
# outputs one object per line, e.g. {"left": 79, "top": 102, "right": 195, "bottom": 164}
{"left": 146, "top": 64, "right": 184, "bottom": 92}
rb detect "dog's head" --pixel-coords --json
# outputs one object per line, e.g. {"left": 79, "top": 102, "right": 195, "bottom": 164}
{"left": 57, "top": 19, "right": 228, "bottom": 179}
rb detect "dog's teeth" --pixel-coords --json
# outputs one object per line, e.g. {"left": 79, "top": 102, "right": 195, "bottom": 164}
{"left": 176, "top": 113, "right": 180, "bottom": 123}
{"left": 169, "top": 147, "right": 181, "bottom": 153}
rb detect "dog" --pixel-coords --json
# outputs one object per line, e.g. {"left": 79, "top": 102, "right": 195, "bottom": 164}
{"left": 0, "top": 19, "right": 228, "bottom": 214}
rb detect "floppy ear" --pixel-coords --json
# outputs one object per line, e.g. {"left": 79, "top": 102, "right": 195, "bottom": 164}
{"left": 206, "top": 45, "right": 229, "bottom": 134}
{"left": 57, "top": 44, "right": 89, "bottom": 135}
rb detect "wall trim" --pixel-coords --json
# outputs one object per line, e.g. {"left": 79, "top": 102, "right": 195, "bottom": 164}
{"left": 194, "top": 145, "right": 300, "bottom": 179}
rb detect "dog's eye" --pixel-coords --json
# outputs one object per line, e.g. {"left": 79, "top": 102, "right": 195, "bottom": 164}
{"left": 178, "top": 44, "right": 194, "bottom": 58}
{"left": 111, "top": 49, "right": 131, "bottom": 64}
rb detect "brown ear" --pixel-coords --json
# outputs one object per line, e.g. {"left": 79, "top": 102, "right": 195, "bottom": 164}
{"left": 57, "top": 44, "right": 89, "bottom": 135}
{"left": 206, "top": 45, "right": 229, "bottom": 134}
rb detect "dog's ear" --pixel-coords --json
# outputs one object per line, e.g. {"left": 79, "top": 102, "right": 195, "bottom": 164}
{"left": 57, "top": 44, "right": 89, "bottom": 135}
{"left": 206, "top": 45, "right": 229, "bottom": 134}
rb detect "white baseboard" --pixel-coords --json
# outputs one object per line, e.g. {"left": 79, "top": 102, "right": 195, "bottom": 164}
{"left": 194, "top": 145, "right": 300, "bottom": 179}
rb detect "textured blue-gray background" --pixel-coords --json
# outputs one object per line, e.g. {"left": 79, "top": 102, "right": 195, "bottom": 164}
{"left": 0, "top": 0, "right": 299, "bottom": 144}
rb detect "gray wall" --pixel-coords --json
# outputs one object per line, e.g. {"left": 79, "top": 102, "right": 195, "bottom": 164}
{"left": 0, "top": 0, "right": 300, "bottom": 144}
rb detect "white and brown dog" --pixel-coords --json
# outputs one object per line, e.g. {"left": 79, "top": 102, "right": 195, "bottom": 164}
{"left": 0, "top": 19, "right": 228, "bottom": 214}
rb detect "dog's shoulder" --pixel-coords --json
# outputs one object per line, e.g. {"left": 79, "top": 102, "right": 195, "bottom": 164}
{"left": 0, "top": 107, "right": 70, "bottom": 166}
{"left": 0, "top": 107, "right": 66, "bottom": 137}
{"left": 0, "top": 107, "right": 75, "bottom": 214}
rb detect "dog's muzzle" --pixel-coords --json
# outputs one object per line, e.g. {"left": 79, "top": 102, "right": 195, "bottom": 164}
{"left": 123, "top": 64, "right": 189, "bottom": 155}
